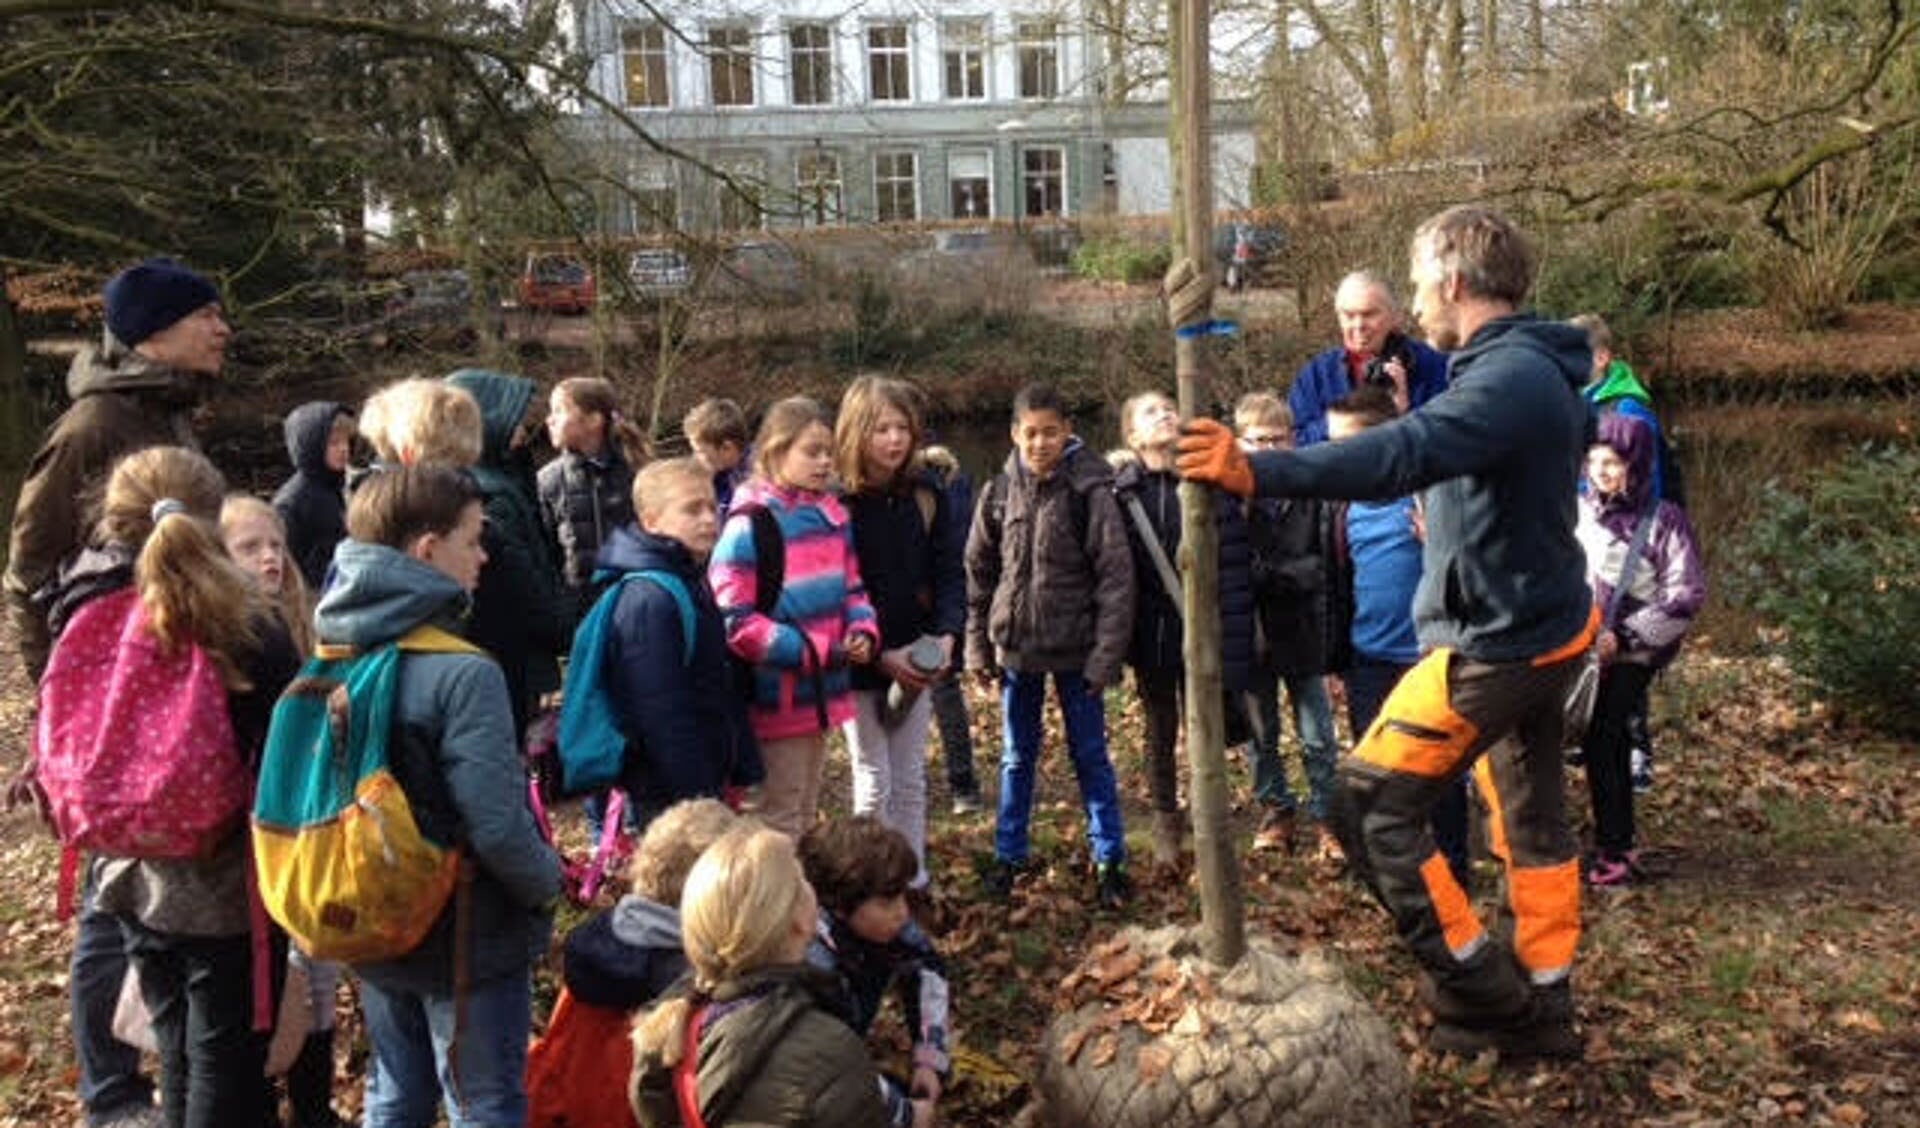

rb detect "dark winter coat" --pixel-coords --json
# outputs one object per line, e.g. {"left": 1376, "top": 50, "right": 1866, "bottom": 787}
{"left": 273, "top": 401, "right": 350, "bottom": 591}
{"left": 1252, "top": 314, "right": 1595, "bottom": 663}
{"left": 5, "top": 344, "right": 201, "bottom": 678}
{"left": 1109, "top": 460, "right": 1254, "bottom": 693}
{"left": 563, "top": 894, "right": 688, "bottom": 1010}
{"left": 630, "top": 964, "right": 894, "bottom": 1128}
{"left": 843, "top": 470, "right": 966, "bottom": 693}
{"left": 443, "top": 369, "right": 574, "bottom": 737}
{"left": 1577, "top": 412, "right": 1706, "bottom": 669}
{"left": 807, "top": 911, "right": 952, "bottom": 1077}
{"left": 965, "top": 442, "right": 1136, "bottom": 688}
{"left": 315, "top": 539, "right": 562, "bottom": 992}
{"left": 538, "top": 446, "right": 636, "bottom": 602}
{"left": 1288, "top": 337, "right": 1451, "bottom": 446}
{"left": 1245, "top": 495, "right": 1342, "bottom": 678}
{"left": 594, "top": 524, "right": 763, "bottom": 810}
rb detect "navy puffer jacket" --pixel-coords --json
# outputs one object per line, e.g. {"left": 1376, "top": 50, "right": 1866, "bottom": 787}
{"left": 1110, "top": 460, "right": 1253, "bottom": 694}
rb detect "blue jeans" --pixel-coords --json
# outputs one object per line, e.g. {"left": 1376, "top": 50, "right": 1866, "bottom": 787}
{"left": 74, "top": 879, "right": 153, "bottom": 1123}
{"left": 1242, "top": 671, "right": 1339, "bottom": 820}
{"left": 996, "top": 669, "right": 1127, "bottom": 866}
{"left": 361, "top": 971, "right": 533, "bottom": 1128}
{"left": 1346, "top": 656, "right": 1472, "bottom": 886}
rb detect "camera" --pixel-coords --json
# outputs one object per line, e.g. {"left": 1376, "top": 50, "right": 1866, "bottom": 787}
{"left": 1364, "top": 333, "right": 1416, "bottom": 390}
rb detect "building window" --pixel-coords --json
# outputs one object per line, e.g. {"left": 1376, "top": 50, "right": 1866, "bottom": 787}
{"left": 622, "top": 25, "right": 669, "bottom": 107}
{"left": 1016, "top": 20, "right": 1058, "bottom": 99}
{"left": 949, "top": 150, "right": 992, "bottom": 218}
{"left": 789, "top": 24, "right": 833, "bottom": 106}
{"left": 942, "top": 20, "right": 987, "bottom": 100}
{"left": 708, "top": 26, "right": 755, "bottom": 107}
{"left": 874, "top": 151, "right": 918, "bottom": 222}
{"left": 716, "top": 158, "right": 766, "bottom": 230}
{"left": 1023, "top": 146, "right": 1065, "bottom": 216}
{"left": 1101, "top": 142, "right": 1119, "bottom": 213}
{"left": 797, "top": 151, "right": 844, "bottom": 225}
{"left": 867, "top": 24, "right": 911, "bottom": 102}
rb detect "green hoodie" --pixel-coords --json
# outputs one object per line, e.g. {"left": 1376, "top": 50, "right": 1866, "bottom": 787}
{"left": 1584, "top": 358, "right": 1650, "bottom": 407}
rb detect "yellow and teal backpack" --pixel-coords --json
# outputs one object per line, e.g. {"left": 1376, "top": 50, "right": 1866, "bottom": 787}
{"left": 252, "top": 626, "right": 480, "bottom": 963}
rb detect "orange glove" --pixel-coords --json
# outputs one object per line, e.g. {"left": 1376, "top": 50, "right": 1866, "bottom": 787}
{"left": 1176, "top": 418, "right": 1255, "bottom": 497}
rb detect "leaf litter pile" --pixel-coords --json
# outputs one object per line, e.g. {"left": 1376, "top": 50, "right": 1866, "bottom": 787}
{"left": 1, "top": 645, "right": 1915, "bottom": 1126}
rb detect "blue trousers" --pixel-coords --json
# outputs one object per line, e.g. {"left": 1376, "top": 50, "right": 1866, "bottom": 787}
{"left": 73, "top": 881, "right": 153, "bottom": 1123}
{"left": 1242, "top": 669, "right": 1339, "bottom": 820}
{"left": 995, "top": 669, "right": 1127, "bottom": 866}
{"left": 361, "top": 970, "right": 533, "bottom": 1128}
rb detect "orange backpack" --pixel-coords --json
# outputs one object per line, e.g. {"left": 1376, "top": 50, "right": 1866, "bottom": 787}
{"left": 526, "top": 987, "right": 641, "bottom": 1128}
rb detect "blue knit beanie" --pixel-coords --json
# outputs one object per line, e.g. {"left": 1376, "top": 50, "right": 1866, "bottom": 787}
{"left": 103, "top": 258, "right": 220, "bottom": 346}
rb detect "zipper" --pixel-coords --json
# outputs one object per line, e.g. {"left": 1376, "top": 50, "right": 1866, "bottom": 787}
{"left": 1384, "top": 717, "right": 1451, "bottom": 742}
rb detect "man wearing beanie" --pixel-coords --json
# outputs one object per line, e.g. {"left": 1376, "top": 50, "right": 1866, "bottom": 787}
{"left": 4, "top": 256, "right": 226, "bottom": 1128}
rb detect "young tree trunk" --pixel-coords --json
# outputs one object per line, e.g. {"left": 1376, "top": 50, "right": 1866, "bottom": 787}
{"left": 1169, "top": 0, "right": 1243, "bottom": 971}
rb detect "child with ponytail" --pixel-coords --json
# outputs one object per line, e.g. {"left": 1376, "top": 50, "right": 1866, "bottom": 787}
{"left": 45, "top": 447, "right": 301, "bottom": 1128}
{"left": 539, "top": 376, "right": 651, "bottom": 605}
{"left": 710, "top": 398, "right": 879, "bottom": 838}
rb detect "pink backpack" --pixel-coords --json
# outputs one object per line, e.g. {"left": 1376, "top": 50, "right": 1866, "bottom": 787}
{"left": 36, "top": 586, "right": 249, "bottom": 865}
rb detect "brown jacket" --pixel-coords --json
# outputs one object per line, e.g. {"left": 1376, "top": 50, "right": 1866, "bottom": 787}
{"left": 4, "top": 344, "right": 199, "bottom": 677}
{"left": 964, "top": 442, "right": 1135, "bottom": 688}
{"left": 629, "top": 965, "right": 893, "bottom": 1128}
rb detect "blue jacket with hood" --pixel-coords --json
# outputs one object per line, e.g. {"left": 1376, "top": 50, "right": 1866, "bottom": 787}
{"left": 1288, "top": 336, "right": 1451, "bottom": 446}
{"left": 273, "top": 401, "right": 351, "bottom": 591}
{"left": 444, "top": 369, "right": 574, "bottom": 737}
{"left": 314, "top": 539, "right": 562, "bottom": 991}
{"left": 1253, "top": 314, "right": 1594, "bottom": 662}
{"left": 593, "top": 523, "right": 764, "bottom": 812}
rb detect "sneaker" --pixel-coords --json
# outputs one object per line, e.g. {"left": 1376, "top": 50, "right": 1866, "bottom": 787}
{"left": 1252, "top": 807, "right": 1296, "bottom": 853}
{"left": 981, "top": 859, "right": 1021, "bottom": 901}
{"left": 1311, "top": 825, "right": 1347, "bottom": 870}
{"left": 1564, "top": 746, "right": 1586, "bottom": 767}
{"left": 1586, "top": 850, "right": 1638, "bottom": 889}
{"left": 1630, "top": 747, "right": 1654, "bottom": 793}
{"left": 951, "top": 790, "right": 983, "bottom": 816}
{"left": 1094, "top": 862, "right": 1132, "bottom": 910}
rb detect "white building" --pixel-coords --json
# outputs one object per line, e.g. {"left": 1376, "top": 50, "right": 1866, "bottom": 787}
{"left": 562, "top": 0, "right": 1258, "bottom": 232}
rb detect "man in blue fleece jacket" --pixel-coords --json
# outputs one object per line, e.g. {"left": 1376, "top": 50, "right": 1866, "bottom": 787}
{"left": 1179, "top": 204, "right": 1596, "bottom": 1061}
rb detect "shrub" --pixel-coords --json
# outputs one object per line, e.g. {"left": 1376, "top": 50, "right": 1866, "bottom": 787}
{"left": 1724, "top": 443, "right": 1920, "bottom": 734}
{"left": 1070, "top": 237, "right": 1171, "bottom": 285}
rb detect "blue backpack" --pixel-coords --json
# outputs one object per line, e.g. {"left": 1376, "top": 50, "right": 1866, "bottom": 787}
{"left": 555, "top": 569, "right": 697, "bottom": 797}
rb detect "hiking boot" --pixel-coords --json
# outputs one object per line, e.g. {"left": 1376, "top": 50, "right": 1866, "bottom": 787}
{"left": 1630, "top": 746, "right": 1654, "bottom": 793}
{"left": 1149, "top": 810, "right": 1185, "bottom": 868}
{"left": 1094, "top": 862, "right": 1132, "bottom": 910}
{"left": 1252, "top": 807, "right": 1296, "bottom": 853}
{"left": 1428, "top": 992, "right": 1584, "bottom": 1061}
{"left": 981, "top": 859, "right": 1022, "bottom": 902}
{"left": 1311, "top": 824, "right": 1347, "bottom": 871}
{"left": 951, "top": 790, "right": 984, "bottom": 816}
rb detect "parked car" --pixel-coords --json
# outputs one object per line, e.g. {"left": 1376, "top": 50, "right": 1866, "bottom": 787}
{"left": 901, "top": 227, "right": 1037, "bottom": 286}
{"left": 519, "top": 253, "right": 596, "bottom": 313}
{"left": 708, "top": 240, "right": 806, "bottom": 304}
{"left": 1215, "top": 222, "right": 1288, "bottom": 289}
{"left": 377, "top": 269, "right": 489, "bottom": 349}
{"left": 627, "top": 248, "right": 693, "bottom": 301}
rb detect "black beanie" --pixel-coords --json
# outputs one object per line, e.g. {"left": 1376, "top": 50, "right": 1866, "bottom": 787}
{"left": 103, "top": 258, "right": 220, "bottom": 346}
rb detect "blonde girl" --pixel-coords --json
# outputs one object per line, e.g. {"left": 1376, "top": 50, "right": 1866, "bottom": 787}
{"left": 75, "top": 447, "right": 301, "bottom": 1127}
{"left": 708, "top": 397, "right": 879, "bottom": 837}
{"left": 628, "top": 826, "right": 903, "bottom": 1128}
{"left": 221, "top": 495, "right": 314, "bottom": 654}
{"left": 538, "top": 376, "right": 652, "bottom": 598}
{"left": 832, "top": 376, "right": 965, "bottom": 887}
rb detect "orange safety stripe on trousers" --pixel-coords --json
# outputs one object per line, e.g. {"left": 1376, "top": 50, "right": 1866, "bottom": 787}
{"left": 1532, "top": 604, "right": 1601, "bottom": 667}
{"left": 1509, "top": 858, "right": 1582, "bottom": 979}
{"left": 1419, "top": 853, "right": 1486, "bottom": 960}
{"left": 1473, "top": 756, "right": 1510, "bottom": 864}
{"left": 1354, "top": 650, "right": 1481, "bottom": 779}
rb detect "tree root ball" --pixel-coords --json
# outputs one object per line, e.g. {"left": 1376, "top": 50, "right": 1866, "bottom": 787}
{"left": 1024, "top": 925, "right": 1409, "bottom": 1128}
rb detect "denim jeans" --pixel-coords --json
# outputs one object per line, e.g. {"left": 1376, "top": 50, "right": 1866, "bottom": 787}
{"left": 120, "top": 918, "right": 283, "bottom": 1128}
{"left": 995, "top": 669, "right": 1127, "bottom": 866}
{"left": 74, "top": 879, "right": 153, "bottom": 1123}
{"left": 930, "top": 675, "right": 979, "bottom": 798}
{"left": 1242, "top": 670, "right": 1339, "bottom": 820}
{"left": 361, "top": 970, "right": 533, "bottom": 1128}
{"left": 1346, "top": 655, "right": 1471, "bottom": 887}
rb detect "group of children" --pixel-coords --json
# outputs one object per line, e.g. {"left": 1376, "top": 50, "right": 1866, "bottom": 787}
{"left": 33, "top": 305, "right": 1706, "bottom": 1125}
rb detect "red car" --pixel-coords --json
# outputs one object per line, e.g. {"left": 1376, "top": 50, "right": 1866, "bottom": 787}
{"left": 518, "top": 254, "right": 596, "bottom": 313}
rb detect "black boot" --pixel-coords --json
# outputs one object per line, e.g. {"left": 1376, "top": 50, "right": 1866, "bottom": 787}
{"left": 286, "top": 1029, "right": 346, "bottom": 1128}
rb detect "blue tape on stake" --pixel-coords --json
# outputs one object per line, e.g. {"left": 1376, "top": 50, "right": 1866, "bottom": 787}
{"left": 1174, "top": 319, "right": 1240, "bottom": 340}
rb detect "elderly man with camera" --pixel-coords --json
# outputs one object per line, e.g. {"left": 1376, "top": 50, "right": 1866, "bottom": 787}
{"left": 1288, "top": 270, "right": 1450, "bottom": 445}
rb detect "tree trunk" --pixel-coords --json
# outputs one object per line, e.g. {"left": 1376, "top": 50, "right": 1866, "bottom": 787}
{"left": 1438, "top": 0, "right": 1465, "bottom": 100}
{"left": 1358, "top": 0, "right": 1396, "bottom": 152}
{"left": 1169, "top": 0, "right": 1243, "bottom": 970}
{"left": 0, "top": 264, "right": 43, "bottom": 538}
{"left": 1478, "top": 0, "right": 1499, "bottom": 82}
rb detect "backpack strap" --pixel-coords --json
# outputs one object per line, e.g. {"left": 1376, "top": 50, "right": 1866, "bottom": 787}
{"left": 675, "top": 1005, "right": 711, "bottom": 1128}
{"left": 912, "top": 484, "right": 938, "bottom": 535}
{"left": 311, "top": 625, "right": 482, "bottom": 662}
{"left": 633, "top": 570, "right": 699, "bottom": 668}
{"left": 742, "top": 504, "right": 784, "bottom": 617}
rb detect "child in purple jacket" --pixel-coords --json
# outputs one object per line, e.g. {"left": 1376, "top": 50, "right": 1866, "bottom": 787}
{"left": 1575, "top": 412, "right": 1706, "bottom": 888}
